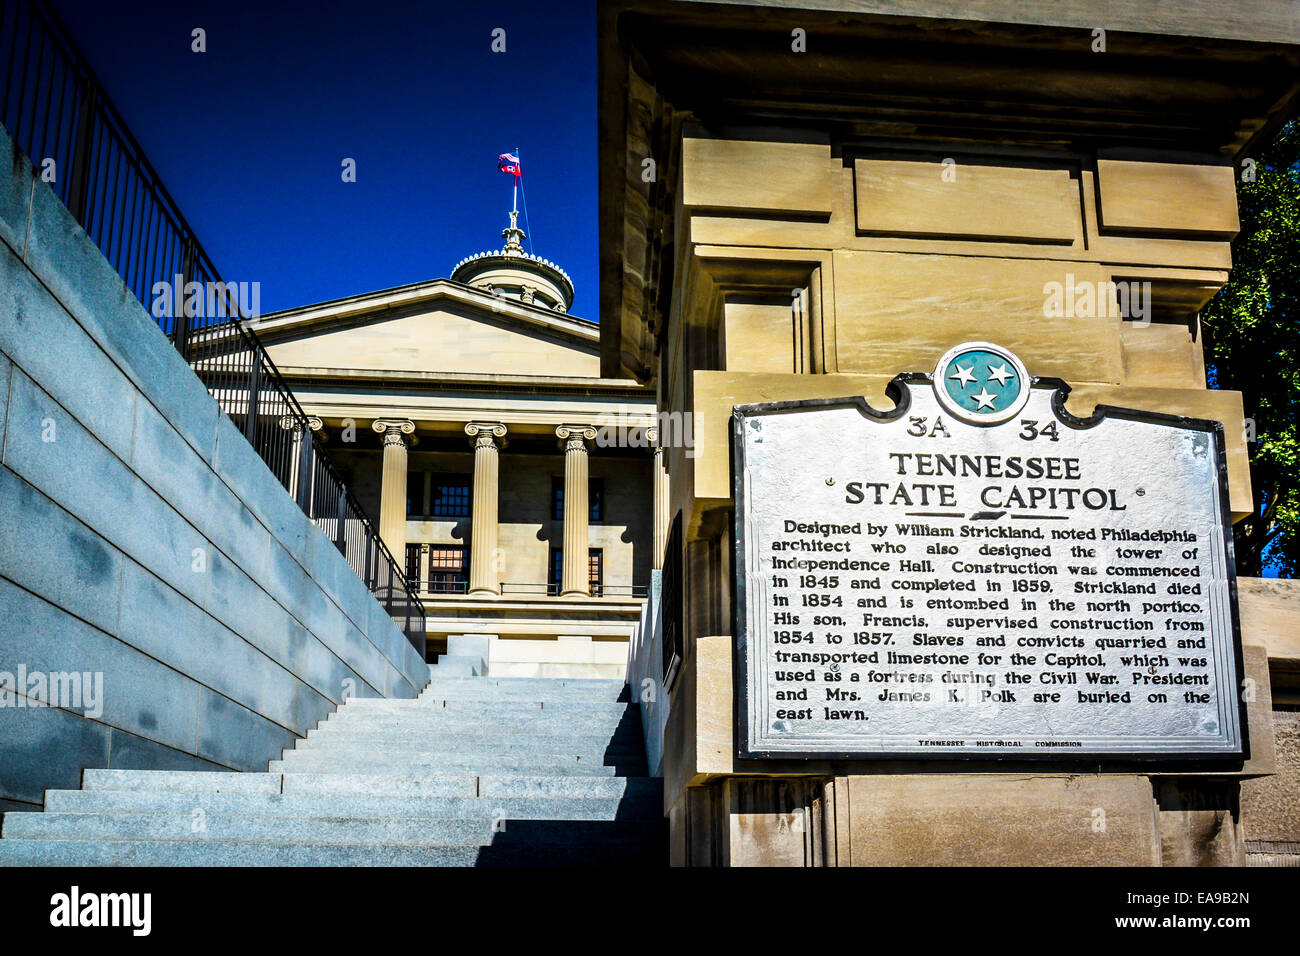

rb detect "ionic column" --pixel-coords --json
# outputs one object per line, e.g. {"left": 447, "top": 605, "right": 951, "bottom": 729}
{"left": 649, "top": 426, "right": 670, "bottom": 570}
{"left": 279, "top": 415, "right": 326, "bottom": 510}
{"left": 557, "top": 424, "right": 596, "bottom": 596}
{"left": 279, "top": 415, "right": 307, "bottom": 502}
{"left": 465, "top": 422, "right": 507, "bottom": 595}
{"left": 371, "top": 419, "right": 415, "bottom": 561}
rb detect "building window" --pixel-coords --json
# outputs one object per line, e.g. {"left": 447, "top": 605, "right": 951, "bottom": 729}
{"left": 429, "top": 474, "right": 471, "bottom": 518}
{"left": 406, "top": 472, "right": 425, "bottom": 518}
{"left": 404, "top": 544, "right": 422, "bottom": 588}
{"left": 548, "top": 547, "right": 563, "bottom": 595}
{"left": 548, "top": 548, "right": 603, "bottom": 595}
{"left": 427, "top": 546, "right": 467, "bottom": 593}
{"left": 551, "top": 476, "right": 604, "bottom": 522}
{"left": 410, "top": 472, "right": 471, "bottom": 519}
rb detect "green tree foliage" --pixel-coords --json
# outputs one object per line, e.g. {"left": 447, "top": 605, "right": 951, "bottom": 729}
{"left": 1201, "top": 119, "right": 1299, "bottom": 577}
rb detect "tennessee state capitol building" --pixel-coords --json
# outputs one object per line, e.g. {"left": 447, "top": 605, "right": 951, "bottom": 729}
{"left": 245, "top": 209, "right": 663, "bottom": 679}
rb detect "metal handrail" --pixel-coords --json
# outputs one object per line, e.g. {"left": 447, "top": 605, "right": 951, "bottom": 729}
{"left": 500, "top": 582, "right": 556, "bottom": 595}
{"left": 0, "top": 0, "right": 426, "bottom": 651}
{"left": 595, "top": 584, "right": 649, "bottom": 598}
{"left": 499, "top": 583, "right": 649, "bottom": 598}
{"left": 421, "top": 580, "right": 469, "bottom": 595}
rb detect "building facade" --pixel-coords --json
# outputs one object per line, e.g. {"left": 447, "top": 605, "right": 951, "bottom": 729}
{"left": 602, "top": 0, "right": 1300, "bottom": 866}
{"left": 245, "top": 213, "right": 664, "bottom": 677}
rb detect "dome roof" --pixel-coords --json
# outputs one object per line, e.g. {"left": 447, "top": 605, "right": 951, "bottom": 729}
{"left": 451, "top": 210, "right": 574, "bottom": 313}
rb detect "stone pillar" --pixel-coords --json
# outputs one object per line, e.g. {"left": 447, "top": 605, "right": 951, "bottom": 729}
{"left": 279, "top": 415, "right": 306, "bottom": 502}
{"left": 279, "top": 415, "right": 325, "bottom": 510}
{"left": 371, "top": 419, "right": 415, "bottom": 561}
{"left": 556, "top": 424, "right": 597, "bottom": 596}
{"left": 465, "top": 422, "right": 507, "bottom": 595}
{"left": 650, "top": 426, "right": 670, "bottom": 570}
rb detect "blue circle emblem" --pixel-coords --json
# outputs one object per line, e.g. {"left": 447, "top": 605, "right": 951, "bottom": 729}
{"left": 933, "top": 342, "right": 1030, "bottom": 424}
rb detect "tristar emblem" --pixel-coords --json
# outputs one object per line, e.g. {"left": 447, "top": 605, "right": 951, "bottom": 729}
{"left": 933, "top": 341, "right": 1031, "bottom": 425}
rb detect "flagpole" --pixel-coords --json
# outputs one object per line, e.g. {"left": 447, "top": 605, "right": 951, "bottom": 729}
{"left": 517, "top": 145, "right": 533, "bottom": 254}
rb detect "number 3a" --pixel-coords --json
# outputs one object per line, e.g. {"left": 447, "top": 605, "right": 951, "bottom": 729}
{"left": 1019, "top": 419, "right": 1059, "bottom": 442}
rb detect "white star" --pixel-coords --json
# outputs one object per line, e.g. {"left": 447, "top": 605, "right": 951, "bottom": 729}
{"left": 986, "top": 363, "right": 1015, "bottom": 387}
{"left": 950, "top": 363, "right": 976, "bottom": 387}
{"left": 971, "top": 388, "right": 998, "bottom": 410}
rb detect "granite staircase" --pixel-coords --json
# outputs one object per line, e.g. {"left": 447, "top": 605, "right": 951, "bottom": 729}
{"left": 0, "top": 671, "right": 666, "bottom": 866}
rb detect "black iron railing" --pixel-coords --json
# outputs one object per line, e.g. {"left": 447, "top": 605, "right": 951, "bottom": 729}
{"left": 424, "top": 580, "right": 469, "bottom": 595}
{"left": 0, "top": 0, "right": 426, "bottom": 650}
{"left": 499, "top": 583, "right": 649, "bottom": 599}
{"left": 595, "top": 584, "right": 649, "bottom": 598}
{"left": 500, "top": 583, "right": 554, "bottom": 596}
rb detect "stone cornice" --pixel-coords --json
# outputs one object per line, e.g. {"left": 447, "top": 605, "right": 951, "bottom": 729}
{"left": 272, "top": 364, "right": 654, "bottom": 397}
{"left": 249, "top": 278, "right": 599, "bottom": 345}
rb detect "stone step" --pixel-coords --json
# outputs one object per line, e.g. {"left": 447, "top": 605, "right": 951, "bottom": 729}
{"left": 319, "top": 702, "right": 640, "bottom": 721}
{"left": 2, "top": 668, "right": 664, "bottom": 867}
{"left": 3, "top": 812, "right": 483, "bottom": 845}
{"left": 268, "top": 755, "right": 641, "bottom": 776}
{"left": 306, "top": 717, "right": 641, "bottom": 738}
{"left": 334, "top": 699, "right": 637, "bottom": 717}
{"left": 301, "top": 733, "right": 645, "bottom": 752}
{"left": 275, "top": 745, "right": 644, "bottom": 766}
{"left": 297, "top": 728, "right": 639, "bottom": 743}
{"left": 425, "top": 677, "right": 628, "bottom": 692}
{"left": 2, "top": 812, "right": 660, "bottom": 848}
{"left": 283, "top": 774, "right": 661, "bottom": 800}
{"left": 288, "top": 738, "right": 644, "bottom": 759}
{"left": 82, "top": 770, "right": 279, "bottom": 794}
{"left": 79, "top": 769, "right": 660, "bottom": 799}
{"left": 414, "top": 678, "right": 629, "bottom": 701}
{"left": 0, "top": 838, "right": 665, "bottom": 867}
{"left": 42, "top": 789, "right": 662, "bottom": 820}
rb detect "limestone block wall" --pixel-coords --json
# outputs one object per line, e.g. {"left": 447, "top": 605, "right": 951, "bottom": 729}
{"left": 665, "top": 133, "right": 1254, "bottom": 537}
{"left": 625, "top": 570, "right": 666, "bottom": 775}
{"left": 0, "top": 127, "right": 428, "bottom": 810}
{"left": 485, "top": 635, "right": 631, "bottom": 680}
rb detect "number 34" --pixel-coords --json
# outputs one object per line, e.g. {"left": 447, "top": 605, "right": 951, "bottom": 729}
{"left": 1019, "top": 419, "right": 1059, "bottom": 442}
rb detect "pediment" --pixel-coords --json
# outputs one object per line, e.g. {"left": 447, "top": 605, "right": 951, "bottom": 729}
{"left": 251, "top": 281, "right": 600, "bottom": 378}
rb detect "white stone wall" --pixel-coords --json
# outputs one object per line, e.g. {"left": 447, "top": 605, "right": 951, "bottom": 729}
{"left": 626, "top": 571, "right": 666, "bottom": 776}
{"left": 0, "top": 128, "right": 427, "bottom": 810}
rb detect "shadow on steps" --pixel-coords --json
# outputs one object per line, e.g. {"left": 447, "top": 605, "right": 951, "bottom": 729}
{"left": 474, "top": 815, "right": 670, "bottom": 867}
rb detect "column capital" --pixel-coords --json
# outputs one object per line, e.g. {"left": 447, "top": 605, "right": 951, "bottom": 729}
{"left": 372, "top": 418, "right": 416, "bottom": 447}
{"left": 281, "top": 415, "right": 327, "bottom": 439}
{"left": 465, "top": 421, "right": 507, "bottom": 449}
{"left": 556, "top": 423, "right": 597, "bottom": 451}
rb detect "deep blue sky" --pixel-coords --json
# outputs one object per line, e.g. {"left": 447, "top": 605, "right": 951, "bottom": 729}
{"left": 50, "top": 0, "right": 598, "bottom": 317}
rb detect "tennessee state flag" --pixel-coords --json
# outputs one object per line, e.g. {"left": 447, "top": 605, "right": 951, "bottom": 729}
{"left": 498, "top": 152, "right": 521, "bottom": 177}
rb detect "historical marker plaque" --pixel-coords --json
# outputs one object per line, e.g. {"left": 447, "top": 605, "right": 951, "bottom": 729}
{"left": 733, "top": 342, "right": 1246, "bottom": 761}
